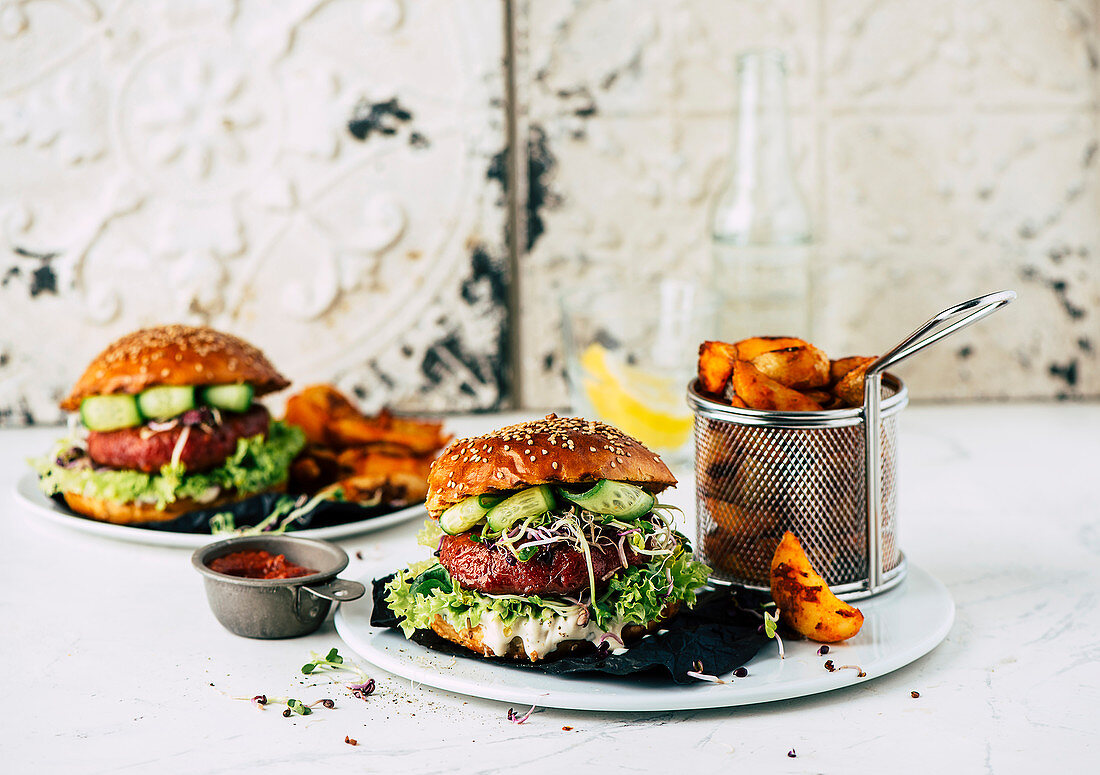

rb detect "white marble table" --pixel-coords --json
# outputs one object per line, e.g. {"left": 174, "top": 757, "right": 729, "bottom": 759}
{"left": 1, "top": 405, "right": 1097, "bottom": 774}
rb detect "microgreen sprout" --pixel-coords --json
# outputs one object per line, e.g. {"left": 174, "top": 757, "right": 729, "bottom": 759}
{"left": 686, "top": 660, "right": 727, "bottom": 685}
{"left": 763, "top": 608, "right": 785, "bottom": 659}
{"left": 237, "top": 695, "right": 326, "bottom": 716}
{"left": 302, "top": 648, "right": 377, "bottom": 701}
{"left": 240, "top": 648, "right": 377, "bottom": 718}
{"left": 211, "top": 489, "right": 347, "bottom": 537}
{"left": 507, "top": 704, "right": 537, "bottom": 724}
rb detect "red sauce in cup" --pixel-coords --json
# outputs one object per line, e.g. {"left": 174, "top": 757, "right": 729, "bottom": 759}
{"left": 208, "top": 550, "right": 316, "bottom": 579}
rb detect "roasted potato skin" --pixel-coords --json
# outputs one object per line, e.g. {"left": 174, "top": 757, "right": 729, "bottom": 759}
{"left": 733, "top": 336, "right": 809, "bottom": 362}
{"left": 698, "top": 341, "right": 740, "bottom": 395}
{"left": 695, "top": 338, "right": 879, "bottom": 412}
{"left": 770, "top": 532, "right": 864, "bottom": 643}
{"left": 834, "top": 362, "right": 872, "bottom": 408}
{"left": 283, "top": 384, "right": 449, "bottom": 505}
{"left": 750, "top": 345, "right": 830, "bottom": 390}
{"left": 829, "top": 356, "right": 875, "bottom": 385}
{"left": 731, "top": 361, "right": 823, "bottom": 411}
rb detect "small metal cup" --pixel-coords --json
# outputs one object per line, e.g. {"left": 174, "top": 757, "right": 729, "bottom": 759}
{"left": 192, "top": 535, "right": 366, "bottom": 639}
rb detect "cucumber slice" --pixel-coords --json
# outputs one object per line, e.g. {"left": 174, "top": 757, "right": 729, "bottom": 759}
{"left": 558, "top": 479, "right": 655, "bottom": 519}
{"left": 137, "top": 386, "right": 195, "bottom": 420}
{"left": 439, "top": 494, "right": 501, "bottom": 535}
{"left": 201, "top": 384, "right": 254, "bottom": 413}
{"left": 485, "top": 485, "right": 556, "bottom": 533}
{"left": 80, "top": 395, "right": 143, "bottom": 431}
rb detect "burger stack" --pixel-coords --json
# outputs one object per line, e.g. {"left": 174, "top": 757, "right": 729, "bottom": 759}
{"left": 384, "top": 414, "right": 710, "bottom": 662}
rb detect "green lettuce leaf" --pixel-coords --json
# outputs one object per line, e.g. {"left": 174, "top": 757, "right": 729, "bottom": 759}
{"left": 385, "top": 545, "right": 710, "bottom": 638}
{"left": 32, "top": 421, "right": 305, "bottom": 509}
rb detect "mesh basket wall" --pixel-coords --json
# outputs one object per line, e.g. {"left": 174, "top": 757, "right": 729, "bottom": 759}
{"left": 693, "top": 407, "right": 901, "bottom": 589}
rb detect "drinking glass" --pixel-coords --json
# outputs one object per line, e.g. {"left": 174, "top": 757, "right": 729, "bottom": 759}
{"left": 560, "top": 277, "right": 715, "bottom": 468}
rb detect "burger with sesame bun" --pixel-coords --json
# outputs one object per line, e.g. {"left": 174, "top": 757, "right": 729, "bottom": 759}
{"left": 384, "top": 414, "right": 711, "bottom": 662}
{"left": 33, "top": 325, "right": 305, "bottom": 524}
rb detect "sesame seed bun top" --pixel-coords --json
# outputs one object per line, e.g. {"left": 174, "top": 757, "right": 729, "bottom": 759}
{"left": 425, "top": 414, "right": 677, "bottom": 516}
{"left": 60, "top": 324, "right": 290, "bottom": 411}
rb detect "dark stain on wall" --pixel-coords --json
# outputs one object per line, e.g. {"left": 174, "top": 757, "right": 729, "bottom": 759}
{"left": 1049, "top": 360, "right": 1078, "bottom": 387}
{"left": 526, "top": 124, "right": 560, "bottom": 252}
{"left": 419, "top": 333, "right": 483, "bottom": 400}
{"left": 3, "top": 248, "right": 59, "bottom": 298}
{"left": 416, "top": 244, "right": 509, "bottom": 409}
{"left": 487, "top": 146, "right": 509, "bottom": 205}
{"left": 348, "top": 98, "right": 415, "bottom": 141}
{"left": 0, "top": 396, "right": 34, "bottom": 427}
{"left": 464, "top": 243, "right": 509, "bottom": 404}
{"left": 1020, "top": 265, "right": 1087, "bottom": 320}
{"left": 956, "top": 346, "right": 973, "bottom": 359}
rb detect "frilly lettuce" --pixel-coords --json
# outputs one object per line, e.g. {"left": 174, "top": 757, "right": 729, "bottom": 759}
{"left": 32, "top": 421, "right": 305, "bottom": 509}
{"left": 385, "top": 543, "right": 710, "bottom": 637}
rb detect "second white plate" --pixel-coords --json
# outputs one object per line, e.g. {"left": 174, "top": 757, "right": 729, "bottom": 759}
{"left": 335, "top": 563, "right": 954, "bottom": 712}
{"left": 14, "top": 472, "right": 426, "bottom": 548}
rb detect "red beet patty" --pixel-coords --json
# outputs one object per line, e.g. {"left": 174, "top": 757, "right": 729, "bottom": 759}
{"left": 87, "top": 405, "right": 271, "bottom": 473}
{"left": 438, "top": 531, "right": 645, "bottom": 596}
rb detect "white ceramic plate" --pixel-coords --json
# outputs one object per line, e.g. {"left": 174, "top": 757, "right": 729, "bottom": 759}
{"left": 14, "top": 472, "right": 426, "bottom": 548}
{"left": 335, "top": 564, "right": 954, "bottom": 712}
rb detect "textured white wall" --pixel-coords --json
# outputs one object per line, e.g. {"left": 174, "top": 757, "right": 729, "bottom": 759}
{"left": 1, "top": 0, "right": 1097, "bottom": 427}
{"left": 515, "top": 0, "right": 1100, "bottom": 406}
{"left": 0, "top": 0, "right": 510, "bottom": 425}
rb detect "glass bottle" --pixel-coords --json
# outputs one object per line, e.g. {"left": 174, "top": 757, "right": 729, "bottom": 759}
{"left": 710, "top": 49, "right": 812, "bottom": 340}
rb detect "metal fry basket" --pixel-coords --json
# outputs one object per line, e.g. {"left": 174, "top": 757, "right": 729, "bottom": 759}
{"left": 688, "top": 290, "right": 1016, "bottom": 599}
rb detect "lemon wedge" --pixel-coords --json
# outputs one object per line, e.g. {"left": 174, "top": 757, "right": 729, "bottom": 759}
{"left": 579, "top": 343, "right": 692, "bottom": 451}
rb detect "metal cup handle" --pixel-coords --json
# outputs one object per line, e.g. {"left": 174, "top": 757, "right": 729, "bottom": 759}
{"left": 863, "top": 289, "right": 1016, "bottom": 591}
{"left": 301, "top": 578, "right": 366, "bottom": 604}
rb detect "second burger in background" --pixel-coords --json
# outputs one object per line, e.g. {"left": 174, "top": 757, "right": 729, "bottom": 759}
{"left": 384, "top": 414, "right": 710, "bottom": 662}
{"left": 34, "top": 325, "right": 304, "bottom": 524}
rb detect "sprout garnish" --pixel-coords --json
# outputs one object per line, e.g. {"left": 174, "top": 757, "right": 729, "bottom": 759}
{"left": 211, "top": 489, "right": 346, "bottom": 537}
{"left": 302, "top": 648, "right": 377, "bottom": 700}
{"left": 507, "top": 704, "right": 537, "bottom": 724}
{"left": 686, "top": 660, "right": 726, "bottom": 685}
{"left": 763, "top": 608, "right": 785, "bottom": 659}
{"left": 474, "top": 502, "right": 687, "bottom": 618}
{"left": 239, "top": 648, "right": 377, "bottom": 718}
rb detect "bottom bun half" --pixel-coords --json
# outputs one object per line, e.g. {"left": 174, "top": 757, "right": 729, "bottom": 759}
{"left": 428, "top": 602, "right": 681, "bottom": 663}
{"left": 62, "top": 487, "right": 277, "bottom": 525}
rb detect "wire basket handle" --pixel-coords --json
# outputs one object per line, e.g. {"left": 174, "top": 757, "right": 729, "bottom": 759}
{"left": 866, "top": 290, "right": 1017, "bottom": 379}
{"left": 863, "top": 289, "right": 1016, "bottom": 592}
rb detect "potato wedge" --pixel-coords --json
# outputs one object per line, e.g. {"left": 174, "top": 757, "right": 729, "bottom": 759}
{"left": 801, "top": 389, "right": 833, "bottom": 405}
{"left": 750, "top": 345, "right": 830, "bottom": 390}
{"left": 705, "top": 527, "right": 781, "bottom": 586}
{"left": 770, "top": 531, "right": 864, "bottom": 643}
{"left": 829, "top": 356, "right": 875, "bottom": 385}
{"left": 722, "top": 382, "right": 749, "bottom": 408}
{"left": 733, "top": 336, "right": 808, "bottom": 362}
{"left": 731, "top": 361, "right": 823, "bottom": 411}
{"left": 697, "top": 341, "right": 740, "bottom": 394}
{"left": 834, "top": 362, "right": 872, "bottom": 408}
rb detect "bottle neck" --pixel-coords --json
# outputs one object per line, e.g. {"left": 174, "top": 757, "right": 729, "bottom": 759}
{"left": 712, "top": 50, "right": 810, "bottom": 245}
{"left": 733, "top": 52, "right": 796, "bottom": 195}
